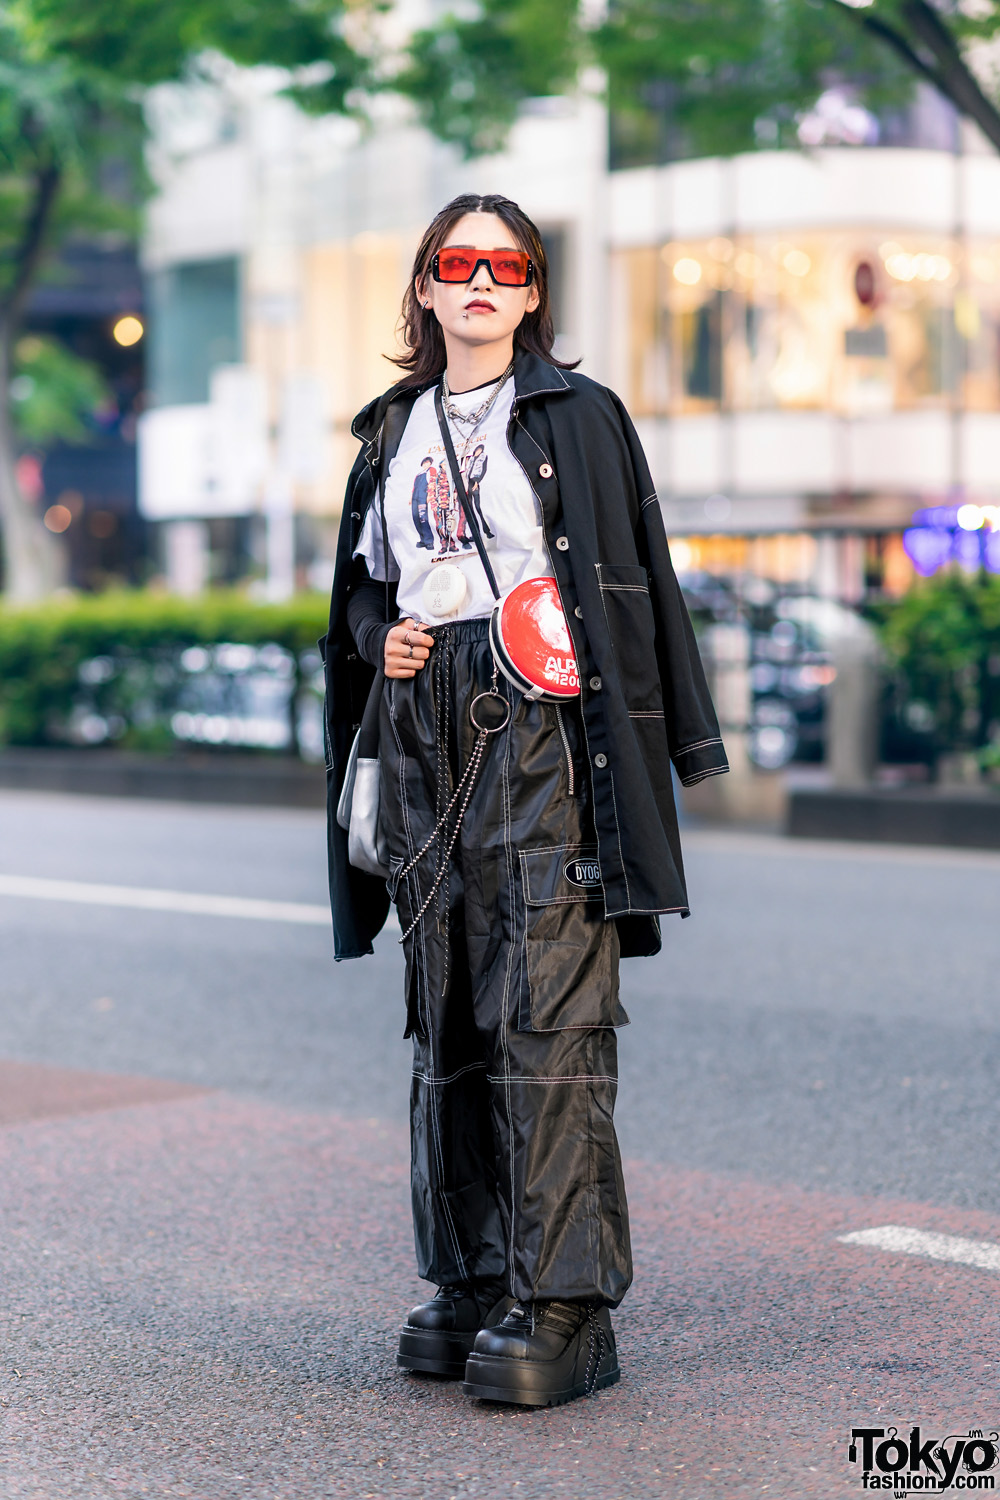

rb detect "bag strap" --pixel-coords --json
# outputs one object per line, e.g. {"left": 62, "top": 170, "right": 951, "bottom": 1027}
{"left": 434, "top": 384, "right": 501, "bottom": 601}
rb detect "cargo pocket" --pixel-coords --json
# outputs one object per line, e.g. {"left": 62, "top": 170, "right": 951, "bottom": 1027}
{"left": 595, "top": 562, "right": 663, "bottom": 714}
{"left": 518, "top": 844, "right": 629, "bottom": 1032}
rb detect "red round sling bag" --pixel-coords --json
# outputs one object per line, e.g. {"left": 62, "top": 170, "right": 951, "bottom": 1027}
{"left": 434, "top": 386, "right": 580, "bottom": 703}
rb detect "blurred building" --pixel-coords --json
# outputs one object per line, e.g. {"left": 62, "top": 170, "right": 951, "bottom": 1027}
{"left": 139, "top": 69, "right": 1000, "bottom": 599}
{"left": 138, "top": 71, "right": 605, "bottom": 593}
{"left": 26, "top": 242, "right": 147, "bottom": 588}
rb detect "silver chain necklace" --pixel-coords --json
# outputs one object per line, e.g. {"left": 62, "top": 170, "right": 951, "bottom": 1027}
{"left": 441, "top": 361, "right": 513, "bottom": 430}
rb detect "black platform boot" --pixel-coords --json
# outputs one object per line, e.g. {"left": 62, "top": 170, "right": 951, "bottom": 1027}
{"left": 397, "top": 1282, "right": 510, "bottom": 1378}
{"left": 462, "top": 1299, "right": 620, "bottom": 1406}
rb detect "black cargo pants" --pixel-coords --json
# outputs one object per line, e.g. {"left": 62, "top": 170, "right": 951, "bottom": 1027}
{"left": 378, "top": 618, "right": 632, "bottom": 1309}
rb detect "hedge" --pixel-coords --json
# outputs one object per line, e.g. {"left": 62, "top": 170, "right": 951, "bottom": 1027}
{"left": 877, "top": 570, "right": 1000, "bottom": 760}
{"left": 0, "top": 590, "right": 330, "bottom": 756}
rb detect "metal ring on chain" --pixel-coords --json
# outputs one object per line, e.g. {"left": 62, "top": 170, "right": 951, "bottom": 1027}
{"left": 469, "top": 690, "right": 511, "bottom": 734}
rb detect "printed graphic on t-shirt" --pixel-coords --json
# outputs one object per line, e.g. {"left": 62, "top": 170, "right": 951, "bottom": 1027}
{"left": 409, "top": 432, "right": 494, "bottom": 559}
{"left": 353, "top": 380, "right": 555, "bottom": 624}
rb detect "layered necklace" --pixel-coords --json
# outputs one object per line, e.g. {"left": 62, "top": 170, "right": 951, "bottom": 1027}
{"left": 441, "top": 360, "right": 513, "bottom": 451}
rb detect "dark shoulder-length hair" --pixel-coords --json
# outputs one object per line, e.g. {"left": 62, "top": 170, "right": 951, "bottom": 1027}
{"left": 389, "top": 192, "right": 578, "bottom": 387}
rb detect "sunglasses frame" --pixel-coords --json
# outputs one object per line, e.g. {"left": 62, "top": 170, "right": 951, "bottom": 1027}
{"left": 430, "top": 249, "right": 534, "bottom": 288}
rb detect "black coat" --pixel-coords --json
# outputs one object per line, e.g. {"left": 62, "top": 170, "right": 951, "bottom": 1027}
{"left": 321, "top": 348, "right": 728, "bottom": 961}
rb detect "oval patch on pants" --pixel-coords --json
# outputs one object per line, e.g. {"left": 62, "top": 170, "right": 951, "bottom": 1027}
{"left": 565, "top": 856, "right": 601, "bottom": 889}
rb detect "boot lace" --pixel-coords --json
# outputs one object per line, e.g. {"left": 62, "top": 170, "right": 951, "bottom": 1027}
{"left": 584, "top": 1303, "right": 606, "bottom": 1397}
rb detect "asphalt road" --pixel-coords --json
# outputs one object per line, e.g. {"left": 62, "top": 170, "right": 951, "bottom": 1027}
{"left": 1, "top": 788, "right": 999, "bottom": 1499}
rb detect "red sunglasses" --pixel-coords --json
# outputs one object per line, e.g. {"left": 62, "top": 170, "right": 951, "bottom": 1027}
{"left": 431, "top": 247, "right": 534, "bottom": 287}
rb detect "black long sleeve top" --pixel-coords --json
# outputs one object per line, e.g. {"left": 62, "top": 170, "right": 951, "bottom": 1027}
{"left": 345, "top": 560, "right": 398, "bottom": 668}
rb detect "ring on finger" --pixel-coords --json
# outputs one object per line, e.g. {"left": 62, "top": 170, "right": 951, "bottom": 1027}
{"left": 403, "top": 630, "right": 411, "bottom": 646}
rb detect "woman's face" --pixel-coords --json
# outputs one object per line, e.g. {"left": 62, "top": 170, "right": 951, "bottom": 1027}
{"left": 418, "top": 211, "right": 540, "bottom": 355}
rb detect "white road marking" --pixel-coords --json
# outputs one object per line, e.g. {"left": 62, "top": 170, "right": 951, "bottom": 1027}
{"left": 0, "top": 872, "right": 402, "bottom": 932}
{"left": 0, "top": 873, "right": 329, "bottom": 926}
{"left": 684, "top": 827, "right": 1000, "bottom": 871}
{"left": 839, "top": 1224, "right": 1000, "bottom": 1273}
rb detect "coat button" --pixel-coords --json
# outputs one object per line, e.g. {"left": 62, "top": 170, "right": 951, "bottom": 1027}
{"left": 574, "top": 605, "right": 583, "bottom": 618}
{"left": 594, "top": 752, "right": 608, "bottom": 769}
{"left": 555, "top": 536, "right": 569, "bottom": 551}
{"left": 539, "top": 463, "right": 554, "bottom": 479}
{"left": 589, "top": 676, "right": 602, "bottom": 692}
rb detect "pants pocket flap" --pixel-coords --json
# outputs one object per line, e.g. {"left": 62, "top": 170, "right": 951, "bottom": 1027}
{"left": 519, "top": 844, "right": 604, "bottom": 906}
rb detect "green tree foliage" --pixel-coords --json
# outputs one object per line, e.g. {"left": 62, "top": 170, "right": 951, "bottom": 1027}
{"left": 396, "top": 0, "right": 582, "bottom": 157}
{"left": 393, "top": 0, "right": 1000, "bottom": 162}
{"left": 0, "top": 0, "right": 375, "bottom": 601}
{"left": 880, "top": 571, "right": 1000, "bottom": 756}
{"left": 10, "top": 335, "right": 110, "bottom": 446}
{"left": 601, "top": 0, "right": 910, "bottom": 165}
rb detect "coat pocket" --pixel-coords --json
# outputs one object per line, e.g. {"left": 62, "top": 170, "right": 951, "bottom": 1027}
{"left": 518, "top": 843, "right": 629, "bottom": 1032}
{"left": 595, "top": 562, "right": 663, "bottom": 714}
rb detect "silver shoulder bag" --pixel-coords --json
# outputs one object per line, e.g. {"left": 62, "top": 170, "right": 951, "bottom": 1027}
{"left": 336, "top": 449, "right": 393, "bottom": 881}
{"left": 336, "top": 667, "right": 390, "bottom": 879}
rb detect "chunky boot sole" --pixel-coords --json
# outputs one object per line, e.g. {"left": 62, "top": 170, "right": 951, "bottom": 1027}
{"left": 462, "top": 1354, "right": 620, "bottom": 1407}
{"left": 397, "top": 1326, "right": 478, "bottom": 1379}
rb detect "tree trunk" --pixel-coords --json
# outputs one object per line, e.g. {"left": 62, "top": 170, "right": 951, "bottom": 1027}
{"left": 0, "top": 320, "right": 65, "bottom": 601}
{"left": 831, "top": 0, "right": 1000, "bottom": 154}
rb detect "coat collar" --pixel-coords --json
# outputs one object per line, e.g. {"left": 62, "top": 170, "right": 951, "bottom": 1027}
{"left": 349, "top": 347, "right": 573, "bottom": 446}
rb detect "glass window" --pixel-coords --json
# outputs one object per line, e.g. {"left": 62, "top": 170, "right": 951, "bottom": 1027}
{"left": 960, "top": 243, "right": 1000, "bottom": 412}
{"left": 874, "top": 236, "right": 959, "bottom": 408}
{"left": 613, "top": 230, "right": 999, "bottom": 417}
{"left": 148, "top": 258, "right": 241, "bottom": 407}
{"left": 662, "top": 243, "right": 726, "bottom": 412}
{"left": 611, "top": 247, "right": 663, "bottom": 417}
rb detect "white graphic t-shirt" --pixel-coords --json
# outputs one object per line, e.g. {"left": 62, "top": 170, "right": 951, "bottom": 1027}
{"left": 353, "top": 378, "right": 555, "bottom": 623}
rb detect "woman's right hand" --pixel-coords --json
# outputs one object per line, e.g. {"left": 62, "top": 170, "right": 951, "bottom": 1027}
{"left": 385, "top": 618, "right": 435, "bottom": 678}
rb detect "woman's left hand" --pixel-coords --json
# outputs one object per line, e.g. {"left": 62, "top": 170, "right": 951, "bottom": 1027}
{"left": 385, "top": 618, "right": 435, "bottom": 678}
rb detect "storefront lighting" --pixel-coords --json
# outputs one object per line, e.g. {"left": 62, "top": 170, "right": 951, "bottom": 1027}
{"left": 735, "top": 251, "right": 762, "bottom": 278}
{"left": 706, "top": 264, "right": 734, "bottom": 291}
{"left": 43, "top": 504, "right": 72, "bottom": 533}
{"left": 783, "top": 249, "right": 811, "bottom": 277}
{"left": 884, "top": 251, "right": 951, "bottom": 283}
{"left": 112, "top": 315, "right": 144, "bottom": 347}
{"left": 669, "top": 538, "right": 694, "bottom": 571}
{"left": 673, "top": 257, "right": 702, "bottom": 285}
{"left": 904, "top": 504, "right": 1000, "bottom": 575}
{"left": 957, "top": 503, "right": 1000, "bottom": 532}
{"left": 707, "top": 237, "right": 733, "bottom": 262}
{"left": 954, "top": 292, "right": 980, "bottom": 340}
{"left": 885, "top": 253, "right": 916, "bottom": 282}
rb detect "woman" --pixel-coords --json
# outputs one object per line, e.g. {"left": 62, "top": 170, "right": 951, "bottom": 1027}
{"left": 323, "top": 193, "right": 727, "bottom": 1409}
